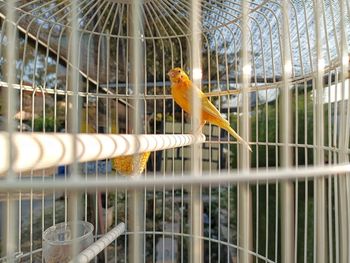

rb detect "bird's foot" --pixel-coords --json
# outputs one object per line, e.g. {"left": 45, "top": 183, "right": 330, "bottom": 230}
{"left": 191, "top": 121, "right": 206, "bottom": 135}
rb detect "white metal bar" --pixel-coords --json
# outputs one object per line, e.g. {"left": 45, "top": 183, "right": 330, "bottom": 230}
{"left": 338, "top": 0, "right": 350, "bottom": 262}
{"left": 1, "top": 164, "right": 349, "bottom": 190}
{"left": 69, "top": 223, "right": 126, "bottom": 263}
{"left": 313, "top": 0, "right": 326, "bottom": 262}
{"left": 190, "top": 0, "right": 203, "bottom": 261}
{"left": 129, "top": 0, "right": 144, "bottom": 260}
{"left": 280, "top": 1, "right": 294, "bottom": 262}
{"left": 238, "top": 1, "right": 252, "bottom": 263}
{"left": 0, "top": 133, "right": 205, "bottom": 174}
{"left": 68, "top": 0, "right": 81, "bottom": 261}
{"left": 3, "top": 1, "right": 18, "bottom": 262}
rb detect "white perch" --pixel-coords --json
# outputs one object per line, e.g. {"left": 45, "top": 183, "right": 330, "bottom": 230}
{"left": 69, "top": 222, "right": 126, "bottom": 263}
{"left": 0, "top": 133, "right": 205, "bottom": 174}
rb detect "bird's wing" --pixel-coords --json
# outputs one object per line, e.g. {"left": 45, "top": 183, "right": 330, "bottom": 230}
{"left": 181, "top": 83, "right": 226, "bottom": 121}
{"left": 200, "top": 92, "right": 226, "bottom": 120}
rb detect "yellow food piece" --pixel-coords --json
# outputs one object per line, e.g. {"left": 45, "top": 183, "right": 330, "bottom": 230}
{"left": 112, "top": 152, "right": 151, "bottom": 175}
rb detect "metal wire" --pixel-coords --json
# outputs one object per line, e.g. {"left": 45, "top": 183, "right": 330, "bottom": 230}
{"left": 0, "top": 0, "right": 350, "bottom": 262}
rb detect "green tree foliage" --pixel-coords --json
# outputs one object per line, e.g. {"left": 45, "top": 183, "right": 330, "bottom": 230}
{"left": 229, "top": 89, "right": 316, "bottom": 168}
{"left": 224, "top": 88, "right": 332, "bottom": 262}
{"left": 33, "top": 116, "right": 56, "bottom": 132}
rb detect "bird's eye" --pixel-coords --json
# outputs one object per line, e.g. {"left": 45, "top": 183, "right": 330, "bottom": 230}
{"left": 178, "top": 70, "right": 181, "bottom": 73}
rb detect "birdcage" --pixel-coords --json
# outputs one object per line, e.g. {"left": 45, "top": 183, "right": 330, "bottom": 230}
{"left": 0, "top": 0, "right": 350, "bottom": 262}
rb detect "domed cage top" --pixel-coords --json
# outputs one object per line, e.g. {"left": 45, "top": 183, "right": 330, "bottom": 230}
{"left": 0, "top": 0, "right": 349, "bottom": 262}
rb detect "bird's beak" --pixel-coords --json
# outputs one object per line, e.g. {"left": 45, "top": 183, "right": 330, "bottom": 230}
{"left": 167, "top": 70, "right": 175, "bottom": 78}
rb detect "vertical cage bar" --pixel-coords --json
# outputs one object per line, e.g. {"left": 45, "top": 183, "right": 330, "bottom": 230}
{"left": 2, "top": 0, "right": 18, "bottom": 262}
{"left": 280, "top": 1, "right": 294, "bottom": 263}
{"left": 68, "top": 0, "right": 81, "bottom": 261}
{"left": 313, "top": 1, "right": 326, "bottom": 262}
{"left": 128, "top": 0, "right": 145, "bottom": 261}
{"left": 338, "top": 0, "right": 350, "bottom": 262}
{"left": 238, "top": 1, "right": 252, "bottom": 263}
{"left": 190, "top": 0, "right": 203, "bottom": 262}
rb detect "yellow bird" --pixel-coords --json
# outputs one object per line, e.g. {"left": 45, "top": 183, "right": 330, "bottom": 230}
{"left": 168, "top": 67, "right": 252, "bottom": 152}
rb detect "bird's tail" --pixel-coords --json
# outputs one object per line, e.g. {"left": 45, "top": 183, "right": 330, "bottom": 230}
{"left": 223, "top": 123, "right": 252, "bottom": 152}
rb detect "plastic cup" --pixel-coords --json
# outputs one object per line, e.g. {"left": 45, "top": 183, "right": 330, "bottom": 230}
{"left": 43, "top": 221, "right": 94, "bottom": 263}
